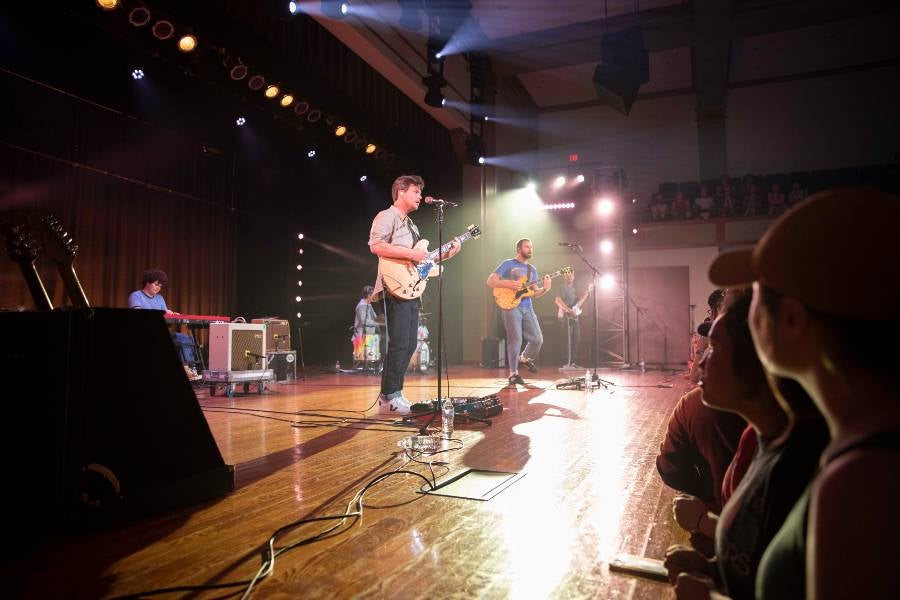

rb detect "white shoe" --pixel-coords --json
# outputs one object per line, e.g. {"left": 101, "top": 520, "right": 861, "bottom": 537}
{"left": 378, "top": 393, "right": 411, "bottom": 414}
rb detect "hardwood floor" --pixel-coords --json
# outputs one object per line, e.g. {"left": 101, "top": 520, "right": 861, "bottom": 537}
{"left": 15, "top": 366, "right": 688, "bottom": 599}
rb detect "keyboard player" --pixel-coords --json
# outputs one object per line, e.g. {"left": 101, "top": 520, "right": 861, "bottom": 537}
{"left": 129, "top": 268, "right": 179, "bottom": 315}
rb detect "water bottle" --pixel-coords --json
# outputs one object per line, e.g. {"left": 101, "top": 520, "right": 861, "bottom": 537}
{"left": 441, "top": 397, "right": 455, "bottom": 438}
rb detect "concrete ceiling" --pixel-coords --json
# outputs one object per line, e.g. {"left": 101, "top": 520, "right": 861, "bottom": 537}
{"left": 309, "top": 0, "right": 900, "bottom": 129}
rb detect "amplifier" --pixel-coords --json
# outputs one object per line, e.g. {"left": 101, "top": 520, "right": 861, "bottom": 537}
{"left": 209, "top": 323, "right": 265, "bottom": 372}
{"left": 480, "top": 337, "right": 506, "bottom": 368}
{"left": 267, "top": 350, "right": 297, "bottom": 382}
{"left": 251, "top": 318, "right": 291, "bottom": 352}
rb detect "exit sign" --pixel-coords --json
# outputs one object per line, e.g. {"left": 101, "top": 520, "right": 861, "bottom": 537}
{"left": 568, "top": 153, "right": 579, "bottom": 162}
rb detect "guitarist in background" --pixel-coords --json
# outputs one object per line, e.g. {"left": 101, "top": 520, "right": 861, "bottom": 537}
{"left": 369, "top": 175, "right": 460, "bottom": 413}
{"left": 555, "top": 269, "right": 592, "bottom": 369}
{"left": 487, "top": 238, "right": 551, "bottom": 386}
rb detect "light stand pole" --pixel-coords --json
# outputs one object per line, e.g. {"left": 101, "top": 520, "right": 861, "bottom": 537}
{"left": 570, "top": 245, "right": 614, "bottom": 388}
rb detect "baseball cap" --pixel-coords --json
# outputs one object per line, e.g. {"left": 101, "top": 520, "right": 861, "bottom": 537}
{"left": 708, "top": 189, "right": 900, "bottom": 320}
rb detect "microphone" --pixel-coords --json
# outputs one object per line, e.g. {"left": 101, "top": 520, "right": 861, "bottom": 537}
{"left": 558, "top": 242, "right": 583, "bottom": 250}
{"left": 424, "top": 196, "right": 459, "bottom": 207}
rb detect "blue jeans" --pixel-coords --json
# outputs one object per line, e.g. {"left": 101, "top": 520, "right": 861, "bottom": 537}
{"left": 500, "top": 304, "right": 543, "bottom": 374}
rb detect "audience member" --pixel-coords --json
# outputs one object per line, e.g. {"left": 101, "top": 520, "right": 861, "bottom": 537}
{"left": 695, "top": 186, "right": 715, "bottom": 219}
{"left": 708, "top": 189, "right": 900, "bottom": 600}
{"left": 743, "top": 184, "right": 760, "bottom": 217}
{"left": 672, "top": 191, "right": 692, "bottom": 220}
{"left": 767, "top": 183, "right": 787, "bottom": 216}
{"left": 787, "top": 181, "right": 806, "bottom": 207}
{"left": 651, "top": 193, "right": 670, "bottom": 221}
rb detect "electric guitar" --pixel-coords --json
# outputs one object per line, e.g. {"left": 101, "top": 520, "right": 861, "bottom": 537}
{"left": 560, "top": 283, "right": 594, "bottom": 321}
{"left": 378, "top": 224, "right": 481, "bottom": 300}
{"left": 493, "top": 266, "right": 572, "bottom": 310}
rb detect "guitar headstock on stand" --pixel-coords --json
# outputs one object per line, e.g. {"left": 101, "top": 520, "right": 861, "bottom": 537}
{"left": 0, "top": 210, "right": 89, "bottom": 309}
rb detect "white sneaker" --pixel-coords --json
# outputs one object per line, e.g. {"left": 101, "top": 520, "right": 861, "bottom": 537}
{"left": 378, "top": 393, "right": 411, "bottom": 414}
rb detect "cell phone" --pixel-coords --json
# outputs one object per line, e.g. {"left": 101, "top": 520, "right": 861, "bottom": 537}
{"left": 608, "top": 553, "right": 669, "bottom": 582}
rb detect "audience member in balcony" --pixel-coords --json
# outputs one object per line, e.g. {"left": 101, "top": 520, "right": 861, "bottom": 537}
{"left": 651, "top": 193, "right": 669, "bottom": 221}
{"left": 695, "top": 185, "right": 715, "bottom": 219}
{"left": 743, "top": 184, "right": 760, "bottom": 217}
{"left": 672, "top": 191, "right": 692, "bottom": 220}
{"left": 721, "top": 186, "right": 736, "bottom": 217}
{"left": 787, "top": 181, "right": 806, "bottom": 207}
{"left": 664, "top": 289, "right": 828, "bottom": 600}
{"left": 720, "top": 175, "right": 735, "bottom": 200}
{"left": 740, "top": 175, "right": 756, "bottom": 202}
{"left": 706, "top": 189, "right": 900, "bottom": 600}
{"left": 767, "top": 183, "right": 787, "bottom": 216}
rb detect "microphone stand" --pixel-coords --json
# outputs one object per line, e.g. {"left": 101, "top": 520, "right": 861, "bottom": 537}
{"left": 567, "top": 244, "right": 614, "bottom": 389}
{"left": 420, "top": 200, "right": 446, "bottom": 435}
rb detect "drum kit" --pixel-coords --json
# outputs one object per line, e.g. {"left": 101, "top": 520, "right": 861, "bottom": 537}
{"left": 351, "top": 312, "right": 432, "bottom": 373}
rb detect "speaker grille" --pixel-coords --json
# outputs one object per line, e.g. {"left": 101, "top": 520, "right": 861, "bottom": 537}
{"left": 231, "top": 330, "right": 264, "bottom": 371}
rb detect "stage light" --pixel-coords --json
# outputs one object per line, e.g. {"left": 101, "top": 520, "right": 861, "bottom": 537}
{"left": 465, "top": 134, "right": 486, "bottom": 166}
{"left": 600, "top": 274, "right": 616, "bottom": 290}
{"left": 265, "top": 84, "right": 280, "bottom": 99}
{"left": 152, "top": 20, "right": 174, "bottom": 40}
{"left": 423, "top": 73, "right": 447, "bottom": 108}
{"left": 295, "top": 296, "right": 302, "bottom": 302}
{"left": 296, "top": 312, "right": 302, "bottom": 318}
{"left": 484, "top": 115, "right": 490, "bottom": 121}
{"left": 96, "top": 0, "right": 119, "bottom": 10}
{"left": 128, "top": 7, "right": 151, "bottom": 26}
{"left": 553, "top": 176, "right": 566, "bottom": 188}
{"left": 294, "top": 100, "right": 310, "bottom": 116}
{"left": 288, "top": 1, "right": 299, "bottom": 14}
{"left": 478, "top": 156, "right": 485, "bottom": 165}
{"left": 297, "top": 233, "right": 304, "bottom": 240}
{"left": 632, "top": 197, "right": 638, "bottom": 204}
{"left": 307, "top": 109, "right": 322, "bottom": 123}
{"left": 334, "top": 124, "right": 347, "bottom": 136}
{"left": 228, "top": 61, "right": 248, "bottom": 81}
{"left": 178, "top": 34, "right": 197, "bottom": 53}
{"left": 321, "top": 0, "right": 349, "bottom": 18}
{"left": 365, "top": 143, "right": 377, "bottom": 154}
{"left": 541, "top": 202, "right": 575, "bottom": 210}
{"left": 600, "top": 239, "right": 614, "bottom": 254}
{"left": 297, "top": 281, "right": 303, "bottom": 286}
{"left": 525, "top": 181, "right": 536, "bottom": 191}
{"left": 596, "top": 198, "right": 614, "bottom": 216}
{"left": 296, "top": 264, "right": 303, "bottom": 270}
{"left": 248, "top": 75, "right": 266, "bottom": 91}
{"left": 297, "top": 249, "right": 304, "bottom": 254}
{"left": 235, "top": 116, "right": 246, "bottom": 126}
{"left": 131, "top": 68, "right": 144, "bottom": 80}
{"left": 280, "top": 94, "right": 294, "bottom": 107}
{"left": 307, "top": 149, "right": 316, "bottom": 158}
{"left": 632, "top": 227, "right": 638, "bottom": 234}
{"left": 343, "top": 130, "right": 358, "bottom": 143}
{"left": 342, "top": 2, "right": 350, "bottom": 15}
{"left": 575, "top": 174, "right": 585, "bottom": 183}
{"left": 360, "top": 175, "right": 367, "bottom": 182}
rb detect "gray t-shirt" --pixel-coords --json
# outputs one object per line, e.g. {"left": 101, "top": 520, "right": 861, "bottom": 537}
{"left": 368, "top": 204, "right": 420, "bottom": 294}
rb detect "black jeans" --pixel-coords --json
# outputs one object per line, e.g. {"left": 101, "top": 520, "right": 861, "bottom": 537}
{"left": 380, "top": 294, "right": 419, "bottom": 396}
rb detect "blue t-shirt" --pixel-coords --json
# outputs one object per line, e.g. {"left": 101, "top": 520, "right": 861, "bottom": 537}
{"left": 494, "top": 259, "right": 538, "bottom": 310}
{"left": 128, "top": 290, "right": 169, "bottom": 311}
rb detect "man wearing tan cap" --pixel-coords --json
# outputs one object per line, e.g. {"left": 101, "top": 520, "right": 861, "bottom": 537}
{"left": 705, "top": 189, "right": 900, "bottom": 600}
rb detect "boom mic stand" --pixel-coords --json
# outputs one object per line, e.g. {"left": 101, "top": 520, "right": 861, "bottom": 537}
{"left": 564, "top": 244, "right": 614, "bottom": 389}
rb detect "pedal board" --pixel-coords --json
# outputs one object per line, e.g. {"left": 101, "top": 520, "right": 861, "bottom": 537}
{"left": 409, "top": 395, "right": 503, "bottom": 420}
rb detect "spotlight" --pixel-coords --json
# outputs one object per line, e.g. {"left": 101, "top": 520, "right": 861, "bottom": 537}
{"left": 296, "top": 264, "right": 303, "bottom": 270}
{"left": 96, "top": 0, "right": 119, "bottom": 9}
{"left": 177, "top": 34, "right": 197, "bottom": 53}
{"left": 360, "top": 175, "right": 367, "bottom": 182}
{"left": 295, "top": 296, "right": 302, "bottom": 302}
{"left": 525, "top": 181, "right": 536, "bottom": 191}
{"left": 334, "top": 124, "right": 347, "bottom": 137}
{"left": 343, "top": 130, "right": 358, "bottom": 144}
{"left": 280, "top": 94, "right": 294, "bottom": 107}
{"left": 322, "top": 0, "right": 350, "bottom": 18}
{"left": 484, "top": 115, "right": 490, "bottom": 121}
{"left": 265, "top": 84, "right": 280, "bottom": 98}
{"left": 575, "top": 174, "right": 585, "bottom": 183}
{"left": 297, "top": 249, "right": 304, "bottom": 254}
{"left": 365, "top": 143, "right": 377, "bottom": 154}
{"left": 423, "top": 73, "right": 447, "bottom": 108}
{"left": 553, "top": 176, "right": 566, "bottom": 188}
{"left": 465, "top": 134, "right": 486, "bottom": 167}
{"left": 596, "top": 198, "right": 614, "bottom": 216}
{"left": 248, "top": 75, "right": 266, "bottom": 91}
{"left": 307, "top": 149, "right": 316, "bottom": 158}
{"left": 128, "top": 7, "right": 151, "bottom": 26}
{"left": 288, "top": 1, "right": 300, "bottom": 14}
{"left": 478, "top": 156, "right": 485, "bottom": 165}
{"left": 632, "top": 227, "right": 638, "bottom": 235}
{"left": 151, "top": 20, "right": 174, "bottom": 40}
{"left": 297, "top": 281, "right": 303, "bottom": 286}
{"left": 236, "top": 116, "right": 246, "bottom": 126}
{"left": 294, "top": 100, "right": 310, "bottom": 116}
{"left": 228, "top": 62, "right": 248, "bottom": 80}
{"left": 297, "top": 233, "right": 304, "bottom": 240}
{"left": 131, "top": 68, "right": 144, "bottom": 80}
{"left": 296, "top": 312, "right": 302, "bottom": 318}
{"left": 600, "top": 274, "right": 616, "bottom": 290}
{"left": 600, "top": 239, "right": 614, "bottom": 254}
{"left": 306, "top": 109, "right": 322, "bottom": 123}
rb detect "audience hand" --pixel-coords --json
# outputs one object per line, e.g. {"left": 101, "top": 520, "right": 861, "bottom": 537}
{"left": 673, "top": 494, "right": 707, "bottom": 532}
{"left": 674, "top": 572, "right": 722, "bottom": 600}
{"left": 664, "top": 545, "right": 715, "bottom": 584}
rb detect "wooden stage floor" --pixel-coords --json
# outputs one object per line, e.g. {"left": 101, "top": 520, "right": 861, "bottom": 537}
{"left": 17, "top": 366, "right": 689, "bottom": 599}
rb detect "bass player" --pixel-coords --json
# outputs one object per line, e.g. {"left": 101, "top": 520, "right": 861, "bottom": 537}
{"left": 554, "top": 268, "right": 593, "bottom": 369}
{"left": 368, "top": 174, "right": 460, "bottom": 413}
{"left": 486, "top": 238, "right": 551, "bottom": 386}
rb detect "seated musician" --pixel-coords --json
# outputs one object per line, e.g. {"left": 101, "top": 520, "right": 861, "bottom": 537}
{"left": 128, "top": 268, "right": 177, "bottom": 314}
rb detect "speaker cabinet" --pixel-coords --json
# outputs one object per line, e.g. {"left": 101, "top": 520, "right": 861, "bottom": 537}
{"left": 592, "top": 26, "right": 649, "bottom": 115}
{"left": 267, "top": 350, "right": 297, "bottom": 382}
{"left": 481, "top": 337, "right": 506, "bottom": 368}
{"left": 251, "top": 318, "right": 291, "bottom": 352}
{"left": 0, "top": 308, "right": 233, "bottom": 544}
{"left": 209, "top": 322, "right": 265, "bottom": 371}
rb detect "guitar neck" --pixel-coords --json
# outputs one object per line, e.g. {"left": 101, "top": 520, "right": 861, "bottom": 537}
{"left": 427, "top": 230, "right": 474, "bottom": 260}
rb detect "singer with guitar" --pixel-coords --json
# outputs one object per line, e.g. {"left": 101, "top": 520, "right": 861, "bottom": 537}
{"left": 487, "top": 238, "right": 551, "bottom": 386}
{"left": 369, "top": 175, "right": 460, "bottom": 414}
{"left": 555, "top": 269, "right": 593, "bottom": 369}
